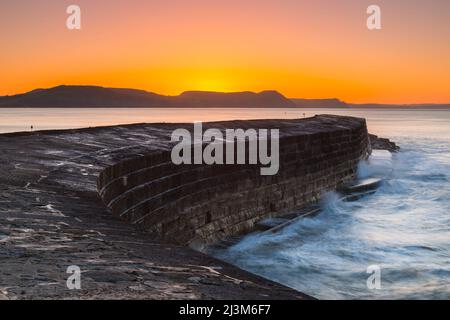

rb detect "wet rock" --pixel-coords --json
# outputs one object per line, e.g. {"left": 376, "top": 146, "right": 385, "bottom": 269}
{"left": 84, "top": 270, "right": 135, "bottom": 283}
{"left": 369, "top": 134, "right": 400, "bottom": 152}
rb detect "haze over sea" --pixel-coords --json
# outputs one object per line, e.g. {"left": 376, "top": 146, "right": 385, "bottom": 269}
{"left": 1, "top": 107, "right": 449, "bottom": 299}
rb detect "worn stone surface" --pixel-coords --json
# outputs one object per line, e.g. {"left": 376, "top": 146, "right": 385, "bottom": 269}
{"left": 0, "top": 115, "right": 369, "bottom": 300}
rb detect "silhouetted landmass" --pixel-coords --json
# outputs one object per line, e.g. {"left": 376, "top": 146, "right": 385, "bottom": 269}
{"left": 175, "top": 90, "right": 296, "bottom": 107}
{"left": 0, "top": 86, "right": 170, "bottom": 108}
{"left": 1, "top": 85, "right": 449, "bottom": 108}
{"left": 291, "top": 98, "right": 348, "bottom": 108}
{"left": 0, "top": 85, "right": 295, "bottom": 108}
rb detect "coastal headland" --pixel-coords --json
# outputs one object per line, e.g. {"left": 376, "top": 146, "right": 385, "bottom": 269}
{"left": 0, "top": 115, "right": 370, "bottom": 299}
{"left": 2, "top": 85, "right": 449, "bottom": 109}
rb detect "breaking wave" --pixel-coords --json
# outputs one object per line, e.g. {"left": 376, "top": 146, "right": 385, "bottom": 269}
{"left": 211, "top": 138, "right": 450, "bottom": 299}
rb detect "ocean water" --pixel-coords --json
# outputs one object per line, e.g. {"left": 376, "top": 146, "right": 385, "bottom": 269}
{"left": 1, "top": 107, "right": 449, "bottom": 299}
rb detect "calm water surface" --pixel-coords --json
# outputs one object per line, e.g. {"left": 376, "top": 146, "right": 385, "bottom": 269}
{"left": 0, "top": 107, "right": 449, "bottom": 139}
{"left": 1, "top": 108, "right": 449, "bottom": 299}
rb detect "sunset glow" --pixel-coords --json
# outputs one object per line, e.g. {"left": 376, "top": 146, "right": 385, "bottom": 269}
{"left": 1, "top": 0, "right": 450, "bottom": 103}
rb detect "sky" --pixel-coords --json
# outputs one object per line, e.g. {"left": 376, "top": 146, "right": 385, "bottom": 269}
{"left": 1, "top": 0, "right": 450, "bottom": 103}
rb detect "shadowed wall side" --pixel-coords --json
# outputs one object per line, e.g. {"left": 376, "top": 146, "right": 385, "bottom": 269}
{"left": 97, "top": 115, "right": 371, "bottom": 246}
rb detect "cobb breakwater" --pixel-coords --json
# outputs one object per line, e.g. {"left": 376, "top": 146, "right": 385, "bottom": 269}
{"left": 0, "top": 115, "right": 370, "bottom": 300}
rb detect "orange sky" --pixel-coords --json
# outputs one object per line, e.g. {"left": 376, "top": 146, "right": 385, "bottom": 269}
{"left": 1, "top": 0, "right": 450, "bottom": 103}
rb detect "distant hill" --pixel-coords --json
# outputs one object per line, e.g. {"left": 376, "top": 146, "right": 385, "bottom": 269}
{"left": 0, "top": 86, "right": 170, "bottom": 108}
{"left": 175, "top": 90, "right": 296, "bottom": 107}
{"left": 0, "top": 85, "right": 296, "bottom": 108}
{"left": 291, "top": 98, "right": 348, "bottom": 108}
{"left": 2, "top": 86, "right": 448, "bottom": 109}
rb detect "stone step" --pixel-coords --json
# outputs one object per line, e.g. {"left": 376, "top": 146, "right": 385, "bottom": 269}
{"left": 340, "top": 177, "right": 382, "bottom": 194}
{"left": 254, "top": 217, "right": 290, "bottom": 231}
{"left": 210, "top": 177, "right": 383, "bottom": 248}
{"left": 341, "top": 190, "right": 377, "bottom": 202}
{"left": 263, "top": 207, "right": 322, "bottom": 234}
{"left": 279, "top": 205, "right": 321, "bottom": 219}
{"left": 210, "top": 205, "right": 323, "bottom": 249}
{"left": 255, "top": 205, "right": 322, "bottom": 232}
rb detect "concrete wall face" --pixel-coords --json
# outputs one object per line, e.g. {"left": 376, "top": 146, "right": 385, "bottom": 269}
{"left": 97, "top": 116, "right": 371, "bottom": 245}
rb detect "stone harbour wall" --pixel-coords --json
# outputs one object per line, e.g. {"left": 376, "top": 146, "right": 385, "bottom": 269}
{"left": 97, "top": 115, "right": 371, "bottom": 246}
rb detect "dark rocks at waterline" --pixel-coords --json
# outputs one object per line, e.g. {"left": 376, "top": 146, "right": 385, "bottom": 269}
{"left": 370, "top": 134, "right": 400, "bottom": 152}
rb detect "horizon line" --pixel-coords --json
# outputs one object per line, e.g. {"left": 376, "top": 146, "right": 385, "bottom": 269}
{"left": 2, "top": 84, "right": 450, "bottom": 106}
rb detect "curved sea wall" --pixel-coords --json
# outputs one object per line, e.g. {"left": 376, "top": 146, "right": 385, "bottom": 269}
{"left": 97, "top": 115, "right": 371, "bottom": 246}
{"left": 0, "top": 114, "right": 370, "bottom": 299}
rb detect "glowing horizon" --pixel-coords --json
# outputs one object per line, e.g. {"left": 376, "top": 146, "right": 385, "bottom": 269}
{"left": 1, "top": 0, "right": 450, "bottom": 104}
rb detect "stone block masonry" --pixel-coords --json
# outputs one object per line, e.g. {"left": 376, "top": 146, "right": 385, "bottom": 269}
{"left": 0, "top": 115, "right": 369, "bottom": 299}
{"left": 98, "top": 115, "right": 370, "bottom": 246}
